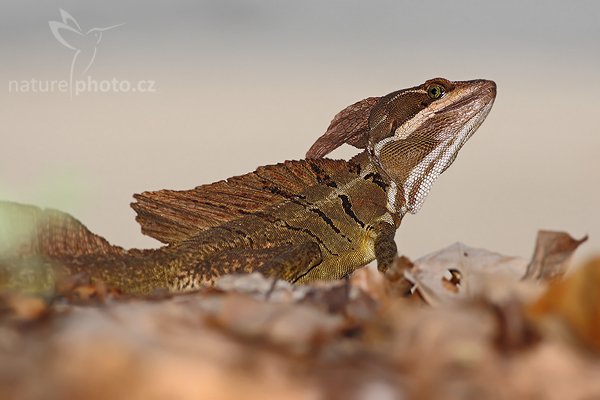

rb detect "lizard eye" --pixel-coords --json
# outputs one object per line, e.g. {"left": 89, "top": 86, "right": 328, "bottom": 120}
{"left": 427, "top": 84, "right": 445, "bottom": 99}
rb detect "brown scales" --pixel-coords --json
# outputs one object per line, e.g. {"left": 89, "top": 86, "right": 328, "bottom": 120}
{"left": 132, "top": 159, "right": 350, "bottom": 245}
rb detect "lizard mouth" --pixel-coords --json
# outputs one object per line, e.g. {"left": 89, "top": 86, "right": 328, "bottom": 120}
{"left": 440, "top": 80, "right": 497, "bottom": 115}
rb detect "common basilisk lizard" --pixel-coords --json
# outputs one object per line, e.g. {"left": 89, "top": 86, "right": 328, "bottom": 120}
{"left": 0, "top": 78, "right": 496, "bottom": 294}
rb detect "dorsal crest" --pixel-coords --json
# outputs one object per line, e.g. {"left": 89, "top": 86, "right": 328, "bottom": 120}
{"left": 131, "top": 159, "right": 352, "bottom": 245}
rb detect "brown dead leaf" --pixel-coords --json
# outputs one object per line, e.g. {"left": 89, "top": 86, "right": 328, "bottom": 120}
{"left": 523, "top": 230, "right": 588, "bottom": 281}
{"left": 0, "top": 291, "right": 50, "bottom": 322}
{"left": 527, "top": 257, "right": 600, "bottom": 353}
{"left": 490, "top": 297, "right": 540, "bottom": 352}
{"left": 351, "top": 259, "right": 417, "bottom": 306}
{"left": 0, "top": 234, "right": 598, "bottom": 399}
{"left": 350, "top": 264, "right": 387, "bottom": 302}
{"left": 300, "top": 282, "right": 351, "bottom": 314}
{"left": 384, "top": 256, "right": 415, "bottom": 298}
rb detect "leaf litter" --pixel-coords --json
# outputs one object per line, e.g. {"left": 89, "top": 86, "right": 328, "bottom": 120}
{"left": 1, "top": 230, "right": 598, "bottom": 400}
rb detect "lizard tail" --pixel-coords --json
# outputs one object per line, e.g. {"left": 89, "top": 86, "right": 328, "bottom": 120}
{"left": 0, "top": 201, "right": 178, "bottom": 295}
{"left": 0, "top": 201, "right": 126, "bottom": 260}
{"left": 0, "top": 201, "right": 129, "bottom": 293}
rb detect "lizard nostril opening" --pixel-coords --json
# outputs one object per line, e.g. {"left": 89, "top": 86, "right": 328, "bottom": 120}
{"left": 486, "top": 81, "right": 497, "bottom": 96}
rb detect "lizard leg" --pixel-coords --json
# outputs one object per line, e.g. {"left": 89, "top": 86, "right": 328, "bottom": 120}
{"left": 260, "top": 241, "right": 323, "bottom": 283}
{"left": 263, "top": 242, "right": 323, "bottom": 298}
{"left": 373, "top": 221, "right": 398, "bottom": 273}
{"left": 172, "top": 241, "right": 322, "bottom": 291}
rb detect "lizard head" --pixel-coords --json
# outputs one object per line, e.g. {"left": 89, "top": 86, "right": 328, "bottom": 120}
{"left": 367, "top": 78, "right": 496, "bottom": 215}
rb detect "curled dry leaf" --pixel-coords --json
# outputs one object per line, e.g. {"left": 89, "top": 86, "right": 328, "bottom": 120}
{"left": 522, "top": 230, "right": 588, "bottom": 281}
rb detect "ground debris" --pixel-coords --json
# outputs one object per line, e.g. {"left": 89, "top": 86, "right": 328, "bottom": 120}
{"left": 1, "top": 230, "right": 598, "bottom": 400}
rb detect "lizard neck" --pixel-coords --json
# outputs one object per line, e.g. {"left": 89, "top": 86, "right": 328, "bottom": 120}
{"left": 349, "top": 150, "right": 407, "bottom": 227}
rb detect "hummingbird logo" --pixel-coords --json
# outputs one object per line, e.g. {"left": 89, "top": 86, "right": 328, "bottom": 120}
{"left": 49, "top": 9, "right": 123, "bottom": 96}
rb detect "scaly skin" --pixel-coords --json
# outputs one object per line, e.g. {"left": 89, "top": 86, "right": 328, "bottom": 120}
{"left": 0, "top": 78, "right": 496, "bottom": 294}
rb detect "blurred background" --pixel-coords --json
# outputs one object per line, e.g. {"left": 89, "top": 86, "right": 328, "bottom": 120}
{"left": 1, "top": 0, "right": 598, "bottom": 265}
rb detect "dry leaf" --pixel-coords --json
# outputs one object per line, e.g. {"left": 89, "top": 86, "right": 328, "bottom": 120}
{"left": 383, "top": 256, "right": 415, "bottom": 298}
{"left": 205, "top": 292, "right": 345, "bottom": 354}
{"left": 490, "top": 298, "right": 540, "bottom": 352}
{"left": 523, "top": 230, "right": 588, "bottom": 281}
{"left": 405, "top": 242, "right": 528, "bottom": 305}
{"left": 350, "top": 264, "right": 387, "bottom": 302}
{"left": 0, "top": 291, "right": 49, "bottom": 323}
{"left": 215, "top": 272, "right": 302, "bottom": 303}
{"left": 405, "top": 231, "right": 587, "bottom": 306}
{"left": 0, "top": 235, "right": 598, "bottom": 400}
{"left": 527, "top": 258, "right": 600, "bottom": 352}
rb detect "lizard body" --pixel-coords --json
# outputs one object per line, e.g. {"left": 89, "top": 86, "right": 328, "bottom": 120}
{"left": 0, "top": 78, "right": 496, "bottom": 294}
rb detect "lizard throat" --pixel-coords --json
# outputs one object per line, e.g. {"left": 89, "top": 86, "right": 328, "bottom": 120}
{"left": 402, "top": 100, "right": 494, "bottom": 214}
